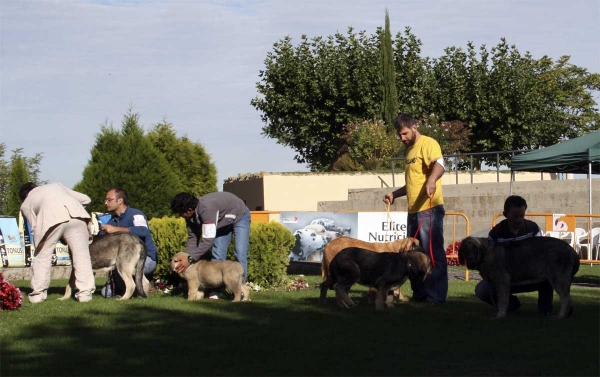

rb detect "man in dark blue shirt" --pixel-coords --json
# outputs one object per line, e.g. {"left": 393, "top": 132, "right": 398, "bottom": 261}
{"left": 475, "top": 195, "right": 553, "bottom": 315}
{"left": 99, "top": 187, "right": 158, "bottom": 297}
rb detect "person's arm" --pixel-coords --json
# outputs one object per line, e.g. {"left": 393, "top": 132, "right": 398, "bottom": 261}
{"left": 174, "top": 218, "right": 215, "bottom": 274}
{"left": 425, "top": 161, "right": 445, "bottom": 198}
{"left": 101, "top": 212, "right": 150, "bottom": 236}
{"left": 384, "top": 186, "right": 407, "bottom": 205}
{"left": 59, "top": 183, "right": 91, "bottom": 206}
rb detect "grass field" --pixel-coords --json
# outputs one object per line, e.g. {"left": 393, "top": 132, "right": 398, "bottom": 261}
{"left": 1, "top": 266, "right": 598, "bottom": 377}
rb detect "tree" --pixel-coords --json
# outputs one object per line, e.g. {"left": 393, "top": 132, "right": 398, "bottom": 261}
{"left": 426, "top": 40, "right": 600, "bottom": 165}
{"left": 380, "top": 9, "right": 399, "bottom": 128}
{"left": 147, "top": 120, "right": 218, "bottom": 196}
{"left": 252, "top": 28, "right": 382, "bottom": 171}
{"left": 0, "top": 146, "right": 45, "bottom": 215}
{"left": 74, "top": 110, "right": 181, "bottom": 218}
{"left": 5, "top": 155, "right": 30, "bottom": 216}
{"left": 253, "top": 23, "right": 599, "bottom": 171}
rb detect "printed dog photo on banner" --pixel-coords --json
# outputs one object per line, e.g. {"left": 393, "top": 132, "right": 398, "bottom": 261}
{"left": 280, "top": 212, "right": 358, "bottom": 262}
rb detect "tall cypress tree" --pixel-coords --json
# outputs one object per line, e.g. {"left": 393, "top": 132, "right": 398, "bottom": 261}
{"left": 380, "top": 9, "right": 399, "bottom": 128}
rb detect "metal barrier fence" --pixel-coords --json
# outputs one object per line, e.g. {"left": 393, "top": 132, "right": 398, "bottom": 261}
{"left": 492, "top": 212, "right": 600, "bottom": 265}
{"left": 389, "top": 149, "right": 555, "bottom": 186}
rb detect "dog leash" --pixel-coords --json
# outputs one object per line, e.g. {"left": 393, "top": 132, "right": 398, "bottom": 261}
{"left": 411, "top": 196, "right": 435, "bottom": 268}
{"left": 387, "top": 196, "right": 436, "bottom": 267}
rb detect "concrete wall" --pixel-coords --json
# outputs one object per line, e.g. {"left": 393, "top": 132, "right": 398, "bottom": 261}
{"left": 317, "top": 179, "right": 600, "bottom": 244}
{"left": 224, "top": 171, "right": 560, "bottom": 211}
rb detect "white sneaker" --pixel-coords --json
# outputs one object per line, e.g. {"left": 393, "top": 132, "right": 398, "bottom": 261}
{"left": 207, "top": 292, "right": 219, "bottom": 300}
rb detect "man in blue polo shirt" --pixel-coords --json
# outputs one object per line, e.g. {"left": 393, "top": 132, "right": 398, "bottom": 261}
{"left": 99, "top": 187, "right": 158, "bottom": 297}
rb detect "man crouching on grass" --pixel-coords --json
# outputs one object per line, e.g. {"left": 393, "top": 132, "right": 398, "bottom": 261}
{"left": 170, "top": 191, "right": 250, "bottom": 300}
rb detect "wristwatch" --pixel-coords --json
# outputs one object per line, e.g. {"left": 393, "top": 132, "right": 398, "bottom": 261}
{"left": 187, "top": 255, "right": 197, "bottom": 264}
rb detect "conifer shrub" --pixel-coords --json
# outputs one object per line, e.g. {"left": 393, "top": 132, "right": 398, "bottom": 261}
{"left": 227, "top": 221, "right": 295, "bottom": 288}
{"left": 149, "top": 216, "right": 187, "bottom": 283}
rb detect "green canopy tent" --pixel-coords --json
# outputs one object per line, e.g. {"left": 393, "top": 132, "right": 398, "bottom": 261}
{"left": 510, "top": 131, "right": 600, "bottom": 214}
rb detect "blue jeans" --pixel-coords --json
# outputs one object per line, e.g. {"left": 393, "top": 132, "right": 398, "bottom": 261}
{"left": 475, "top": 280, "right": 553, "bottom": 314}
{"left": 211, "top": 206, "right": 250, "bottom": 280}
{"left": 407, "top": 205, "right": 448, "bottom": 304}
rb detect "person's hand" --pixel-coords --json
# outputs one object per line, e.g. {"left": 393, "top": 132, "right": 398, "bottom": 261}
{"left": 425, "top": 179, "right": 436, "bottom": 198}
{"left": 175, "top": 256, "right": 190, "bottom": 275}
{"left": 383, "top": 192, "right": 394, "bottom": 205}
{"left": 100, "top": 224, "right": 119, "bottom": 234}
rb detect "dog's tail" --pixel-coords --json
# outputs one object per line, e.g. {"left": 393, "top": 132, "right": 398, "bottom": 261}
{"left": 571, "top": 255, "right": 580, "bottom": 279}
{"left": 134, "top": 240, "right": 147, "bottom": 298}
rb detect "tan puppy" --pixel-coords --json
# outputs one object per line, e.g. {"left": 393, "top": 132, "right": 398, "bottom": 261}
{"left": 322, "top": 236, "right": 422, "bottom": 302}
{"left": 170, "top": 252, "right": 250, "bottom": 302}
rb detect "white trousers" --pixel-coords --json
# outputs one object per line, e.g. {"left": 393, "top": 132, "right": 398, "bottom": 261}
{"left": 29, "top": 218, "right": 95, "bottom": 303}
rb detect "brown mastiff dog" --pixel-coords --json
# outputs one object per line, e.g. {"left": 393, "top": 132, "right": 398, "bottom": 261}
{"left": 458, "top": 236, "right": 580, "bottom": 319}
{"left": 320, "top": 247, "right": 432, "bottom": 310}
{"left": 321, "top": 236, "right": 421, "bottom": 302}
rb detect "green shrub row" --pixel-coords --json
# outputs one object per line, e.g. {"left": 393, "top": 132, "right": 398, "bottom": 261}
{"left": 149, "top": 218, "right": 295, "bottom": 288}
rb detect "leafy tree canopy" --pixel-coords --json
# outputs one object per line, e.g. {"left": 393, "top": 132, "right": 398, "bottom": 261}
{"left": 252, "top": 22, "right": 599, "bottom": 171}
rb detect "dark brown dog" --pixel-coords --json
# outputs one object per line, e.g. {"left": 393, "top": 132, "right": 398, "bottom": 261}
{"left": 320, "top": 247, "right": 431, "bottom": 310}
{"left": 321, "top": 236, "right": 421, "bottom": 302}
{"left": 458, "top": 236, "right": 580, "bottom": 319}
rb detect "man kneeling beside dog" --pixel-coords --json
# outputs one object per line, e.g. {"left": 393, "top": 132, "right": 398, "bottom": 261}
{"left": 459, "top": 195, "right": 579, "bottom": 319}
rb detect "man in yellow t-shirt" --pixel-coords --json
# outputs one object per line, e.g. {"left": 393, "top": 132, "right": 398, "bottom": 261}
{"left": 384, "top": 113, "right": 447, "bottom": 304}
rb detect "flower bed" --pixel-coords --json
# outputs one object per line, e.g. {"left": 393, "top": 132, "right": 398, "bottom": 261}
{"left": 0, "top": 273, "right": 23, "bottom": 310}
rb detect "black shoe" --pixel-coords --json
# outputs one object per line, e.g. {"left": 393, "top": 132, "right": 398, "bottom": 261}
{"left": 508, "top": 296, "right": 521, "bottom": 312}
{"left": 411, "top": 295, "right": 427, "bottom": 303}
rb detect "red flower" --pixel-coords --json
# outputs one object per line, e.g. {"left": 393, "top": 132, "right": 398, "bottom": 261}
{"left": 445, "top": 241, "right": 461, "bottom": 266}
{"left": 0, "top": 273, "right": 23, "bottom": 311}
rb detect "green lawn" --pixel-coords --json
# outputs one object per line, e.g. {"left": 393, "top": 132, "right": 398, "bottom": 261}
{"left": 1, "top": 266, "right": 598, "bottom": 377}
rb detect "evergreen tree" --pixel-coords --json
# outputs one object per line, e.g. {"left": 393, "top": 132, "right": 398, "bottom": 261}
{"left": 147, "top": 120, "right": 218, "bottom": 196}
{"left": 75, "top": 109, "right": 181, "bottom": 218}
{"left": 5, "top": 155, "right": 30, "bottom": 216}
{"left": 0, "top": 147, "right": 44, "bottom": 215}
{"left": 380, "top": 9, "right": 399, "bottom": 128}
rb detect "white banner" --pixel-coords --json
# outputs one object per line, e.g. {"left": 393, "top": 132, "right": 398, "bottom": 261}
{"left": 356, "top": 212, "right": 409, "bottom": 243}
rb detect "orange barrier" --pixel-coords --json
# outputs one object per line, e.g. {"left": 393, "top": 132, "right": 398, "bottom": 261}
{"left": 492, "top": 212, "right": 600, "bottom": 265}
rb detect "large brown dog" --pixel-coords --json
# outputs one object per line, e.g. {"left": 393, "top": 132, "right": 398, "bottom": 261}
{"left": 320, "top": 247, "right": 432, "bottom": 310}
{"left": 170, "top": 252, "right": 250, "bottom": 302}
{"left": 322, "top": 236, "right": 421, "bottom": 302}
{"left": 458, "top": 236, "right": 580, "bottom": 319}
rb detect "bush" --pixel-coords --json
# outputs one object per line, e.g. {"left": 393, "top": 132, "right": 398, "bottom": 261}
{"left": 150, "top": 217, "right": 295, "bottom": 289}
{"left": 149, "top": 216, "right": 188, "bottom": 284}
{"left": 228, "top": 221, "right": 295, "bottom": 288}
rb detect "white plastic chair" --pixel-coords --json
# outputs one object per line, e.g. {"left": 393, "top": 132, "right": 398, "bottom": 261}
{"left": 574, "top": 227, "right": 590, "bottom": 259}
{"left": 546, "top": 231, "right": 575, "bottom": 250}
{"left": 582, "top": 228, "right": 600, "bottom": 260}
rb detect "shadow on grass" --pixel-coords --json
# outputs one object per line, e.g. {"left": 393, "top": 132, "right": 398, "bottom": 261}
{"left": 2, "top": 282, "right": 599, "bottom": 377}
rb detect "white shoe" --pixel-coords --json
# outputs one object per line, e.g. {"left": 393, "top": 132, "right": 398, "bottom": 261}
{"left": 207, "top": 292, "right": 219, "bottom": 300}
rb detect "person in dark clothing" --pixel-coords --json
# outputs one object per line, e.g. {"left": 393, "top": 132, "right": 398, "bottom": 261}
{"left": 475, "top": 195, "right": 553, "bottom": 315}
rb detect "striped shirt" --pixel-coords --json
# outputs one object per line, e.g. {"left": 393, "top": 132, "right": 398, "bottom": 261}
{"left": 488, "top": 219, "right": 543, "bottom": 243}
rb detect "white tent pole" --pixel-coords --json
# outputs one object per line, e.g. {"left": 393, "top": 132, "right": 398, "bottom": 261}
{"left": 589, "top": 162, "right": 592, "bottom": 215}
{"left": 510, "top": 170, "right": 514, "bottom": 195}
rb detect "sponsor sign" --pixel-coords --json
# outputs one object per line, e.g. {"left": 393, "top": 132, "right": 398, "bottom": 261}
{"left": 0, "top": 216, "right": 26, "bottom": 267}
{"left": 356, "top": 212, "right": 409, "bottom": 242}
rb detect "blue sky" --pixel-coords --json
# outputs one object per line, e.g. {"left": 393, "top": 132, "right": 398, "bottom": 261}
{"left": 1, "top": 0, "right": 598, "bottom": 190}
